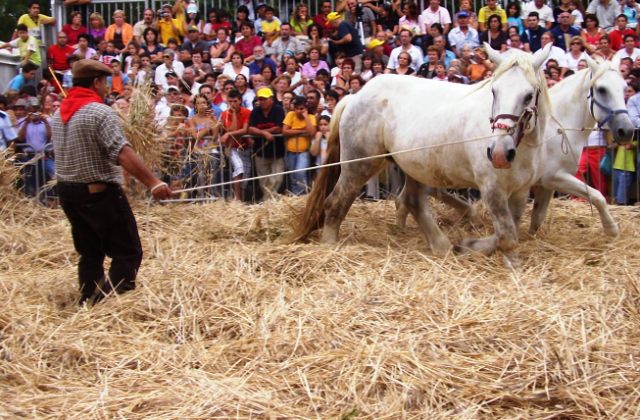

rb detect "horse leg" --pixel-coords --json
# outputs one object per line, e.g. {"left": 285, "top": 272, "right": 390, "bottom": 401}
{"left": 403, "top": 177, "right": 452, "bottom": 256}
{"left": 394, "top": 180, "right": 410, "bottom": 228}
{"left": 540, "top": 173, "right": 619, "bottom": 237}
{"left": 529, "top": 186, "right": 554, "bottom": 235}
{"left": 322, "top": 160, "right": 386, "bottom": 243}
{"left": 508, "top": 188, "right": 530, "bottom": 228}
{"left": 430, "top": 189, "right": 478, "bottom": 222}
{"left": 459, "top": 186, "right": 518, "bottom": 265}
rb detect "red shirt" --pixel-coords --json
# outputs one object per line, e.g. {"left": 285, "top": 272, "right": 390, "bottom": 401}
{"left": 221, "top": 107, "right": 251, "bottom": 148}
{"left": 62, "top": 24, "right": 88, "bottom": 46}
{"left": 234, "top": 36, "right": 262, "bottom": 58}
{"left": 47, "top": 44, "right": 75, "bottom": 71}
{"left": 609, "top": 28, "right": 636, "bottom": 51}
{"left": 313, "top": 14, "right": 330, "bottom": 36}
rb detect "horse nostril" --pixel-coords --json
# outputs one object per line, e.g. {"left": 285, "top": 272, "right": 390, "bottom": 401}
{"left": 506, "top": 148, "right": 516, "bottom": 162}
{"left": 487, "top": 146, "right": 493, "bottom": 162}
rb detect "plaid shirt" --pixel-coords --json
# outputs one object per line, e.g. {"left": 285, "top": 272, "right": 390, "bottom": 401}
{"left": 51, "top": 103, "right": 129, "bottom": 184}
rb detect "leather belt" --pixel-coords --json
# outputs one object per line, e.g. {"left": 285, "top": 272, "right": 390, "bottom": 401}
{"left": 87, "top": 182, "right": 107, "bottom": 193}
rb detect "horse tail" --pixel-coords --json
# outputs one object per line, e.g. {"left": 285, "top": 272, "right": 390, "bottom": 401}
{"left": 290, "top": 96, "right": 351, "bottom": 242}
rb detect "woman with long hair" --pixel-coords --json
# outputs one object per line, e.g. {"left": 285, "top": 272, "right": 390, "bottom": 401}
{"left": 141, "top": 27, "right": 164, "bottom": 65}
{"left": 506, "top": 2, "right": 523, "bottom": 34}
{"left": 222, "top": 51, "right": 250, "bottom": 79}
{"left": 88, "top": 12, "right": 106, "bottom": 42}
{"left": 62, "top": 11, "right": 87, "bottom": 47}
{"left": 234, "top": 74, "right": 255, "bottom": 109}
{"left": 282, "top": 56, "right": 304, "bottom": 95}
{"left": 301, "top": 47, "right": 330, "bottom": 80}
{"left": 581, "top": 13, "right": 604, "bottom": 53}
{"left": 261, "top": 65, "right": 275, "bottom": 85}
{"left": 210, "top": 28, "right": 235, "bottom": 71}
{"left": 398, "top": 2, "right": 425, "bottom": 43}
{"left": 480, "top": 14, "right": 508, "bottom": 52}
{"left": 232, "top": 5, "right": 253, "bottom": 40}
{"left": 290, "top": 3, "right": 313, "bottom": 35}
{"left": 307, "top": 23, "right": 329, "bottom": 58}
{"left": 565, "top": 36, "right": 588, "bottom": 71}
{"left": 390, "top": 51, "right": 414, "bottom": 75}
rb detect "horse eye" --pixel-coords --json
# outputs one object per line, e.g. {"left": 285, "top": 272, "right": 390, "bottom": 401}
{"left": 524, "top": 93, "right": 533, "bottom": 104}
{"left": 597, "top": 87, "right": 607, "bottom": 95}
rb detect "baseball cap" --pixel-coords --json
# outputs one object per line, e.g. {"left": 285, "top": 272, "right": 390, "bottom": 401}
{"left": 14, "top": 98, "right": 27, "bottom": 108}
{"left": 167, "top": 86, "right": 180, "bottom": 93}
{"left": 327, "top": 12, "right": 341, "bottom": 22}
{"left": 187, "top": 3, "right": 198, "bottom": 14}
{"left": 368, "top": 39, "right": 384, "bottom": 49}
{"left": 188, "top": 25, "right": 198, "bottom": 32}
{"left": 256, "top": 87, "right": 273, "bottom": 98}
{"left": 165, "top": 70, "right": 178, "bottom": 78}
{"left": 458, "top": 10, "right": 469, "bottom": 18}
{"left": 26, "top": 97, "right": 40, "bottom": 108}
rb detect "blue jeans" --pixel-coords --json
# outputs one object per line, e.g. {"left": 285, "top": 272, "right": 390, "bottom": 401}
{"left": 285, "top": 151, "right": 310, "bottom": 195}
{"left": 613, "top": 169, "right": 634, "bottom": 205}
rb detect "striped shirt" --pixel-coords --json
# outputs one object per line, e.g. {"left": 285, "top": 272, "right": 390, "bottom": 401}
{"left": 51, "top": 103, "right": 129, "bottom": 184}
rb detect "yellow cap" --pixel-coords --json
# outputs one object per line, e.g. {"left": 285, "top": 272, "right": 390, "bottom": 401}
{"left": 327, "top": 12, "right": 341, "bottom": 22}
{"left": 368, "top": 39, "right": 384, "bottom": 49}
{"left": 256, "top": 87, "right": 274, "bottom": 98}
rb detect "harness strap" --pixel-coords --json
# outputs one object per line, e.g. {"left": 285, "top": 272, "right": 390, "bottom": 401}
{"left": 588, "top": 82, "right": 629, "bottom": 129}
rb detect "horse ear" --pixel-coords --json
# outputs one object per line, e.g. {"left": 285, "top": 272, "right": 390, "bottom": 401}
{"left": 584, "top": 54, "right": 602, "bottom": 73}
{"left": 483, "top": 42, "right": 503, "bottom": 67}
{"left": 532, "top": 43, "right": 552, "bottom": 71}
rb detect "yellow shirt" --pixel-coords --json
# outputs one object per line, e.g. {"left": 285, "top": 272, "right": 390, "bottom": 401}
{"left": 284, "top": 111, "right": 316, "bottom": 153}
{"left": 158, "top": 18, "right": 183, "bottom": 45}
{"left": 261, "top": 19, "right": 281, "bottom": 34}
{"left": 477, "top": 6, "right": 507, "bottom": 25}
{"left": 17, "top": 13, "right": 52, "bottom": 40}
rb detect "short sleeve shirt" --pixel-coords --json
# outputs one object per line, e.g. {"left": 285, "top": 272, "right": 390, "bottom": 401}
{"left": 51, "top": 103, "right": 129, "bottom": 184}
{"left": 221, "top": 107, "right": 252, "bottom": 148}
{"left": 283, "top": 111, "right": 316, "bottom": 153}
{"left": 17, "top": 13, "right": 51, "bottom": 40}
{"left": 9, "top": 36, "right": 41, "bottom": 66}
{"left": 478, "top": 6, "right": 507, "bottom": 24}
{"left": 250, "top": 104, "right": 286, "bottom": 158}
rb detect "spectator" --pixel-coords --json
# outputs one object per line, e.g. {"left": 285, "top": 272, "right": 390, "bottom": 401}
{"left": 273, "top": 75, "right": 292, "bottom": 104}
{"left": 232, "top": 5, "right": 253, "bottom": 40}
{"left": 62, "top": 11, "right": 87, "bottom": 47}
{"left": 5, "top": 63, "right": 38, "bottom": 94}
{"left": 0, "top": 98, "right": 18, "bottom": 151}
{"left": 390, "top": 51, "right": 415, "bottom": 74}
{"left": 565, "top": 36, "right": 588, "bottom": 71}
{"left": 569, "top": 0, "right": 585, "bottom": 30}
{"left": 522, "top": 0, "right": 555, "bottom": 29}
{"left": 248, "top": 45, "right": 275, "bottom": 76}
{"left": 17, "top": 97, "right": 53, "bottom": 198}
{"left": 283, "top": 96, "right": 316, "bottom": 195}
{"left": 210, "top": 28, "right": 235, "bottom": 71}
{"left": 198, "top": 84, "right": 223, "bottom": 118}
{"left": 432, "top": 61, "right": 448, "bottom": 81}
{"left": 105, "top": 10, "right": 134, "bottom": 54}
{"left": 73, "top": 33, "right": 96, "bottom": 60}
{"left": 234, "top": 74, "right": 254, "bottom": 110}
{"left": 506, "top": 2, "right": 524, "bottom": 35}
{"left": 187, "top": 49, "right": 212, "bottom": 78}
{"left": 310, "top": 115, "right": 330, "bottom": 167}
{"left": 248, "top": 87, "right": 286, "bottom": 199}
{"left": 14, "top": 0, "right": 55, "bottom": 41}
{"left": 534, "top": 32, "right": 568, "bottom": 76}
{"left": 327, "top": 12, "right": 364, "bottom": 72}
{"left": 332, "top": 57, "right": 355, "bottom": 89}
{"left": 581, "top": 13, "right": 604, "bottom": 53}
{"left": 121, "top": 41, "right": 140, "bottom": 73}
{"left": 1, "top": 24, "right": 42, "bottom": 67}
{"left": 261, "top": 6, "right": 281, "bottom": 45}
{"left": 282, "top": 56, "right": 304, "bottom": 95}
{"left": 220, "top": 88, "right": 251, "bottom": 200}
{"left": 612, "top": 130, "right": 637, "bottom": 205}
{"left": 88, "top": 12, "right": 106, "bottom": 42}
{"left": 399, "top": 2, "right": 425, "bottom": 42}
{"left": 594, "top": 34, "right": 616, "bottom": 60}
{"left": 448, "top": 10, "right": 480, "bottom": 56}
{"left": 291, "top": 3, "right": 314, "bottom": 36}
{"left": 467, "top": 46, "right": 492, "bottom": 81}
{"left": 377, "top": 2, "right": 400, "bottom": 37}
{"left": 301, "top": 47, "right": 330, "bottom": 80}
{"left": 481, "top": 14, "right": 509, "bottom": 52}
{"left": 416, "top": 46, "right": 439, "bottom": 78}
{"left": 235, "top": 22, "right": 262, "bottom": 63}
{"left": 107, "top": 59, "right": 129, "bottom": 96}
{"left": 305, "top": 89, "right": 322, "bottom": 116}
{"left": 158, "top": 4, "right": 183, "bottom": 45}
{"left": 622, "top": 0, "right": 640, "bottom": 28}
{"left": 155, "top": 50, "right": 185, "bottom": 89}
{"left": 222, "top": 51, "right": 250, "bottom": 80}
{"left": 387, "top": 29, "right": 423, "bottom": 73}
{"left": 613, "top": 34, "right": 640, "bottom": 66}
{"left": 344, "top": 0, "right": 376, "bottom": 40}
{"left": 141, "top": 28, "right": 164, "bottom": 65}
{"left": 48, "top": 32, "right": 75, "bottom": 78}
{"left": 479, "top": 0, "right": 507, "bottom": 32}
{"left": 609, "top": 14, "right": 635, "bottom": 51}
{"left": 182, "top": 25, "right": 209, "bottom": 56}
{"left": 368, "top": 37, "right": 389, "bottom": 66}
{"left": 307, "top": 23, "right": 330, "bottom": 58}
{"left": 586, "top": 0, "right": 621, "bottom": 30}
{"left": 269, "top": 23, "right": 306, "bottom": 64}
{"left": 432, "top": 35, "right": 456, "bottom": 68}
{"left": 183, "top": 3, "right": 202, "bottom": 37}
{"left": 454, "top": 0, "right": 478, "bottom": 29}
{"left": 505, "top": 32, "right": 527, "bottom": 53}
{"left": 314, "top": 0, "right": 333, "bottom": 36}
{"left": 133, "top": 9, "right": 156, "bottom": 44}
{"left": 321, "top": 90, "right": 338, "bottom": 116}
{"left": 261, "top": 65, "right": 276, "bottom": 85}
{"left": 522, "top": 12, "right": 547, "bottom": 53}
{"left": 550, "top": 10, "right": 581, "bottom": 51}
{"left": 575, "top": 130, "right": 610, "bottom": 198}
{"left": 421, "top": 0, "right": 452, "bottom": 34}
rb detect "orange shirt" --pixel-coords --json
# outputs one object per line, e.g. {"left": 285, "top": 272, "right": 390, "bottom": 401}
{"left": 221, "top": 107, "right": 251, "bottom": 148}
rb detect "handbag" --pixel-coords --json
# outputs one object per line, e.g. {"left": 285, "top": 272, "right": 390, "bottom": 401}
{"left": 599, "top": 151, "right": 612, "bottom": 176}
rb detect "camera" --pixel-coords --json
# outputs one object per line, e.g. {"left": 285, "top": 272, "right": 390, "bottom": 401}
{"left": 356, "top": 2, "right": 364, "bottom": 19}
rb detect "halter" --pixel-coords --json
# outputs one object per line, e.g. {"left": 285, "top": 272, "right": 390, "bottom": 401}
{"left": 489, "top": 89, "right": 540, "bottom": 148}
{"left": 588, "top": 84, "right": 628, "bottom": 129}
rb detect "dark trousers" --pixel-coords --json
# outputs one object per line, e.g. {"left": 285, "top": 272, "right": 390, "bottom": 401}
{"left": 58, "top": 182, "right": 143, "bottom": 303}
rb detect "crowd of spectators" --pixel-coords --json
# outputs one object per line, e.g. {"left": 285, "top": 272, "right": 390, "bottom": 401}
{"left": 0, "top": 0, "right": 639, "bottom": 204}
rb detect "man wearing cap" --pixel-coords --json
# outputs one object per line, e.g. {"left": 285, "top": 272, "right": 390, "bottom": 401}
{"left": 51, "top": 59, "right": 172, "bottom": 305}
{"left": 248, "top": 87, "right": 286, "bottom": 199}
{"left": 17, "top": 97, "right": 53, "bottom": 197}
{"left": 447, "top": 10, "right": 480, "bottom": 55}
{"left": 181, "top": 25, "right": 208, "bottom": 55}
{"left": 154, "top": 50, "right": 185, "bottom": 90}
{"left": 327, "top": 11, "right": 364, "bottom": 73}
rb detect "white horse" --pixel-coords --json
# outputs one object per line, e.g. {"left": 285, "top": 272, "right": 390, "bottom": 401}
{"left": 292, "top": 46, "right": 551, "bottom": 264}
{"left": 395, "top": 57, "right": 635, "bottom": 237}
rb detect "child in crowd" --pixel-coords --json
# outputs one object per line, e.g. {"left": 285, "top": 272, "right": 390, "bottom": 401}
{"left": 262, "top": 7, "right": 281, "bottom": 45}
{"left": 310, "top": 115, "right": 330, "bottom": 166}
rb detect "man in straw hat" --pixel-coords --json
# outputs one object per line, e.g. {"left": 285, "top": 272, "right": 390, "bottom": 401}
{"left": 327, "top": 11, "right": 364, "bottom": 72}
{"left": 51, "top": 59, "right": 173, "bottom": 305}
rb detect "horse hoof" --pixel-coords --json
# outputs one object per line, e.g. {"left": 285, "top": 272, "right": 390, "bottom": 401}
{"left": 502, "top": 253, "right": 520, "bottom": 270}
{"left": 604, "top": 224, "right": 620, "bottom": 237}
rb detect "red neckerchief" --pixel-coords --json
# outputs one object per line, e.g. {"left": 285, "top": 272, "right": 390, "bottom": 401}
{"left": 60, "top": 87, "right": 103, "bottom": 124}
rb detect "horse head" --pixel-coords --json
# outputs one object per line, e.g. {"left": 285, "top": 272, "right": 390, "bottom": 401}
{"left": 584, "top": 56, "right": 634, "bottom": 144}
{"left": 484, "top": 43, "right": 550, "bottom": 169}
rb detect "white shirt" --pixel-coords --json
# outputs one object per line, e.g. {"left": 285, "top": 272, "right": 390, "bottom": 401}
{"left": 534, "top": 44, "right": 568, "bottom": 67}
{"left": 612, "top": 47, "right": 640, "bottom": 67}
{"left": 447, "top": 26, "right": 480, "bottom": 50}
{"left": 387, "top": 45, "right": 424, "bottom": 71}
{"left": 154, "top": 61, "right": 185, "bottom": 89}
{"left": 221, "top": 63, "right": 250, "bottom": 80}
{"left": 521, "top": 3, "right": 555, "bottom": 27}
{"left": 421, "top": 6, "right": 452, "bottom": 31}
{"left": 565, "top": 51, "right": 588, "bottom": 70}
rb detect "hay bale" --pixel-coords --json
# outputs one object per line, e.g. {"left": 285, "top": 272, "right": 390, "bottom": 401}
{"left": 1, "top": 197, "right": 639, "bottom": 418}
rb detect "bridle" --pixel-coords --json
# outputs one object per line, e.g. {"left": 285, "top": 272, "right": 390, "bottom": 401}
{"left": 489, "top": 88, "right": 540, "bottom": 148}
{"left": 588, "top": 75, "right": 628, "bottom": 129}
